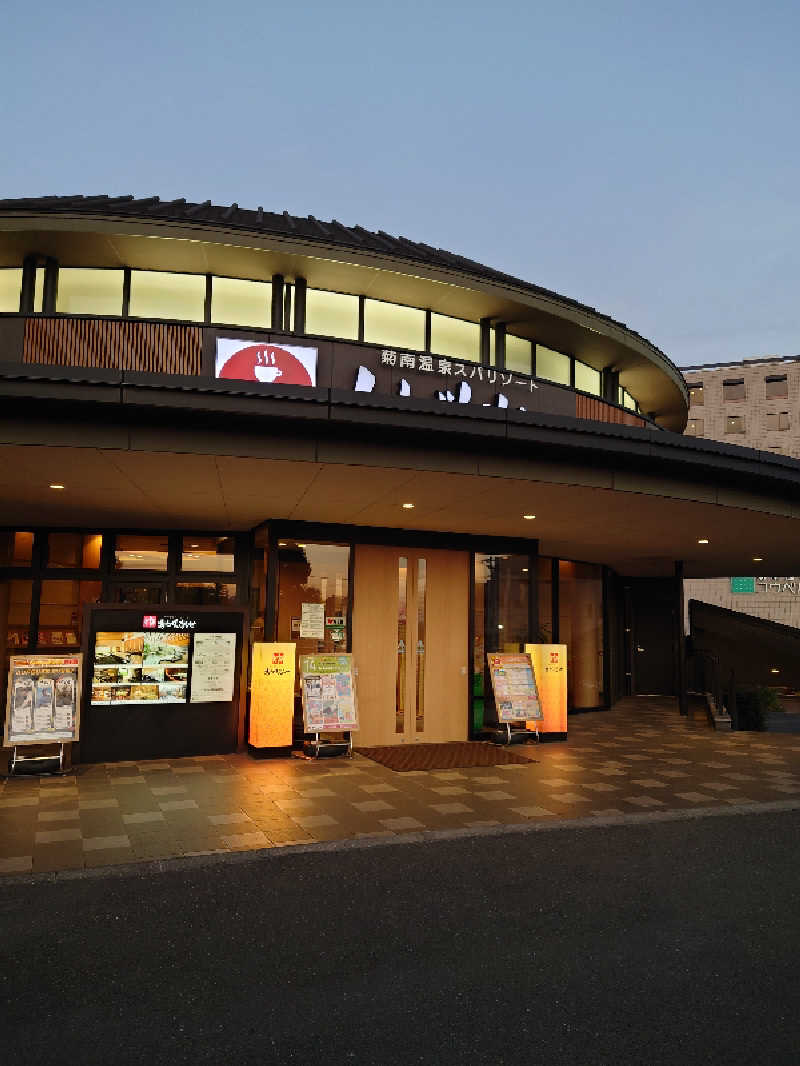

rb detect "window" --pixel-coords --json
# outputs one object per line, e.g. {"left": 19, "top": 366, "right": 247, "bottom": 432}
{"left": 723, "top": 378, "right": 746, "bottom": 401}
{"left": 181, "top": 536, "right": 235, "bottom": 572}
{"left": 4, "top": 579, "right": 33, "bottom": 648}
{"left": 0, "top": 531, "right": 34, "bottom": 566}
{"left": 114, "top": 534, "right": 169, "bottom": 571}
{"left": 574, "top": 360, "right": 601, "bottom": 396}
{"left": 211, "top": 277, "right": 271, "bottom": 328}
{"left": 685, "top": 418, "right": 704, "bottom": 436}
{"left": 128, "top": 271, "right": 205, "bottom": 322}
{"left": 0, "top": 267, "right": 22, "bottom": 312}
{"left": 34, "top": 267, "right": 45, "bottom": 312}
{"left": 175, "top": 582, "right": 237, "bottom": 605}
{"left": 38, "top": 579, "right": 102, "bottom": 647}
{"left": 56, "top": 269, "right": 124, "bottom": 316}
{"left": 765, "top": 375, "right": 788, "bottom": 399}
{"left": 429, "top": 313, "right": 479, "bottom": 362}
{"left": 275, "top": 542, "right": 351, "bottom": 678}
{"left": 725, "top": 415, "right": 745, "bottom": 434}
{"left": 505, "top": 335, "right": 532, "bottom": 375}
{"left": 766, "top": 412, "right": 790, "bottom": 431}
{"left": 536, "top": 345, "right": 570, "bottom": 386}
{"left": 621, "top": 389, "right": 637, "bottom": 411}
{"left": 363, "top": 300, "right": 425, "bottom": 350}
{"left": 473, "top": 553, "right": 531, "bottom": 731}
{"left": 305, "top": 289, "right": 359, "bottom": 340}
{"left": 47, "top": 533, "right": 102, "bottom": 569}
{"left": 688, "top": 384, "right": 704, "bottom": 406}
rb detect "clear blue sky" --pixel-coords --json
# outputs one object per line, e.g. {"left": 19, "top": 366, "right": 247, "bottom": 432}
{"left": 2, "top": 0, "right": 798, "bottom": 367}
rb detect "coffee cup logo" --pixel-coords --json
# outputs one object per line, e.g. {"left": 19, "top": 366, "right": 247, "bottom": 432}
{"left": 215, "top": 341, "right": 317, "bottom": 386}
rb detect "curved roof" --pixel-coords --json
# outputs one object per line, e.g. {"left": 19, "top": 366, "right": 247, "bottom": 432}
{"left": 0, "top": 194, "right": 689, "bottom": 429}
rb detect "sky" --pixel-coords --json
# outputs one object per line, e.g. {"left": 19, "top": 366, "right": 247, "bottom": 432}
{"left": 2, "top": 0, "right": 798, "bottom": 367}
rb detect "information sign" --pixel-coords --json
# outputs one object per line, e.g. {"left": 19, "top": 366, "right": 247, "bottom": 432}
{"left": 525, "top": 644, "right": 568, "bottom": 734}
{"left": 190, "top": 633, "right": 237, "bottom": 703}
{"left": 299, "top": 653, "right": 359, "bottom": 733}
{"left": 4, "top": 654, "right": 83, "bottom": 746}
{"left": 486, "top": 652, "right": 542, "bottom": 722}
{"left": 249, "top": 643, "right": 295, "bottom": 747}
{"left": 300, "top": 602, "right": 325, "bottom": 639}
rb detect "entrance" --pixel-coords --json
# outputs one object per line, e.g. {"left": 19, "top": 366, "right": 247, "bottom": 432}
{"left": 352, "top": 545, "right": 469, "bottom": 746}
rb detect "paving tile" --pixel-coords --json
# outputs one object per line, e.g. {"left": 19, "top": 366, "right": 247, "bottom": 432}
{"left": 159, "top": 799, "right": 199, "bottom": 811}
{"left": 429, "top": 786, "right": 469, "bottom": 796}
{"left": 220, "top": 831, "right": 270, "bottom": 850}
{"left": 509, "top": 806, "right": 557, "bottom": 818}
{"left": 379, "top": 816, "right": 425, "bottom": 831}
{"left": 78, "top": 798, "right": 119, "bottom": 810}
{"left": 624, "top": 796, "right": 666, "bottom": 808}
{"left": 429, "top": 802, "right": 473, "bottom": 814}
{"left": 358, "top": 783, "right": 398, "bottom": 794}
{"left": 351, "top": 800, "right": 394, "bottom": 813}
{"left": 35, "top": 827, "right": 81, "bottom": 844}
{"left": 298, "top": 788, "right": 337, "bottom": 798}
{"left": 581, "top": 783, "right": 619, "bottom": 792}
{"left": 473, "top": 791, "right": 516, "bottom": 801}
{"left": 291, "top": 814, "right": 339, "bottom": 829}
{"left": 548, "top": 792, "right": 590, "bottom": 804}
{"left": 83, "top": 835, "right": 131, "bottom": 852}
{"left": 37, "top": 809, "right": 80, "bottom": 822}
{"left": 122, "top": 812, "right": 166, "bottom": 825}
{"left": 208, "top": 812, "right": 251, "bottom": 825}
{"left": 0, "top": 796, "right": 39, "bottom": 808}
{"left": 675, "top": 792, "right": 715, "bottom": 803}
{"left": 151, "top": 786, "right": 188, "bottom": 796}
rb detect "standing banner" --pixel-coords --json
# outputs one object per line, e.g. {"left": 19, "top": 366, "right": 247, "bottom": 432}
{"left": 486, "top": 653, "right": 542, "bottom": 722}
{"left": 249, "top": 643, "right": 295, "bottom": 748}
{"left": 4, "top": 654, "right": 83, "bottom": 746}
{"left": 525, "top": 644, "right": 568, "bottom": 734}
{"left": 299, "top": 653, "right": 358, "bottom": 733}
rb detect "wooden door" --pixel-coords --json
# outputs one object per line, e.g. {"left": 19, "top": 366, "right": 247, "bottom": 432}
{"left": 352, "top": 545, "right": 469, "bottom": 746}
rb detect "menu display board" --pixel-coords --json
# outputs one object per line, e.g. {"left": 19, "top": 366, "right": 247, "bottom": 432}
{"left": 91, "top": 631, "right": 189, "bottom": 705}
{"left": 486, "top": 653, "right": 542, "bottom": 722}
{"left": 190, "top": 633, "right": 236, "bottom": 703}
{"left": 299, "top": 653, "right": 359, "bottom": 733}
{"left": 4, "top": 654, "right": 83, "bottom": 746}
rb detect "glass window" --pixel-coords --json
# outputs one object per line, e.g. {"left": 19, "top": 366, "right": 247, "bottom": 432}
{"left": 473, "top": 553, "right": 530, "bottom": 731}
{"left": 47, "top": 533, "right": 102, "bottom": 569}
{"left": 34, "top": 267, "right": 45, "bottom": 312}
{"left": 622, "top": 390, "right": 637, "bottom": 411}
{"left": 181, "top": 536, "right": 235, "bottom": 573}
{"left": 175, "top": 581, "right": 237, "bottom": 605}
{"left": 558, "top": 560, "right": 603, "bottom": 709}
{"left": 0, "top": 267, "right": 22, "bottom": 312}
{"left": 211, "top": 277, "right": 271, "bottom": 328}
{"left": 305, "top": 289, "right": 359, "bottom": 340}
{"left": 536, "top": 345, "right": 570, "bottom": 386}
{"left": 38, "top": 579, "right": 102, "bottom": 648}
{"left": 505, "top": 335, "right": 532, "bottom": 375}
{"left": 430, "top": 313, "right": 479, "bottom": 362}
{"left": 56, "top": 269, "right": 124, "bottom": 316}
{"left": 723, "top": 378, "right": 746, "bottom": 401}
{"left": 688, "top": 384, "right": 704, "bottom": 406}
{"left": 111, "top": 583, "right": 163, "bottom": 604}
{"left": 685, "top": 418, "right": 704, "bottom": 437}
{"left": 128, "top": 271, "right": 205, "bottom": 322}
{"left": 276, "top": 541, "right": 350, "bottom": 672}
{"left": 537, "top": 557, "right": 553, "bottom": 642}
{"left": 249, "top": 528, "right": 268, "bottom": 648}
{"left": 574, "top": 360, "right": 601, "bottom": 396}
{"left": 765, "top": 375, "right": 788, "bottom": 399}
{"left": 114, "top": 534, "right": 169, "bottom": 571}
{"left": 0, "top": 531, "right": 34, "bottom": 566}
{"left": 363, "top": 300, "right": 425, "bottom": 350}
{"left": 4, "top": 579, "right": 33, "bottom": 648}
{"left": 725, "top": 415, "right": 745, "bottom": 434}
{"left": 766, "top": 412, "right": 790, "bottom": 431}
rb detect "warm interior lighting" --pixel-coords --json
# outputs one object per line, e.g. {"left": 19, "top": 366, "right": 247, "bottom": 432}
{"left": 771, "top": 668, "right": 780, "bottom": 674}
{"left": 190, "top": 543, "right": 200, "bottom": 548}
{"left": 523, "top": 514, "right": 535, "bottom": 520}
{"left": 697, "top": 538, "right": 709, "bottom": 544}
{"left": 49, "top": 483, "right": 65, "bottom": 490}
{"left": 522, "top": 567, "right": 529, "bottom": 572}
{"left": 753, "top": 556, "right": 763, "bottom": 562}
{"left": 402, "top": 503, "right": 414, "bottom": 509}
{"left": 297, "top": 543, "right": 307, "bottom": 548}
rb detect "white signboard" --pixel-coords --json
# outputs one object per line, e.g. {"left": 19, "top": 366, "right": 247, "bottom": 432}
{"left": 300, "top": 602, "right": 325, "bottom": 639}
{"left": 215, "top": 339, "right": 317, "bottom": 386}
{"left": 190, "top": 633, "right": 237, "bottom": 703}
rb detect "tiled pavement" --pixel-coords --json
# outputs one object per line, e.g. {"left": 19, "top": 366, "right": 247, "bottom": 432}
{"left": 2, "top": 697, "right": 799, "bottom": 876}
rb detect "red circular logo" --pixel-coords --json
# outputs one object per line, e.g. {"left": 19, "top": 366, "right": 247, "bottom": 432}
{"left": 217, "top": 344, "right": 313, "bottom": 385}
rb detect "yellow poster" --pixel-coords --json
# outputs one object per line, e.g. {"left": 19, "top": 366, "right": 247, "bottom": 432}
{"left": 524, "top": 644, "right": 568, "bottom": 735}
{"left": 249, "top": 643, "right": 295, "bottom": 748}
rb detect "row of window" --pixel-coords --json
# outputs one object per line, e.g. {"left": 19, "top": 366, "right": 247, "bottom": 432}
{"left": 0, "top": 266, "right": 640, "bottom": 411}
{"left": 0, "top": 531, "right": 235, "bottom": 572}
{"left": 688, "top": 374, "right": 791, "bottom": 407}
{"left": 685, "top": 412, "right": 791, "bottom": 437}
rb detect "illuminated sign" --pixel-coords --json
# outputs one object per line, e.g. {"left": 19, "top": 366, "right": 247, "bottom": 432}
{"left": 216, "top": 339, "right": 317, "bottom": 386}
{"left": 249, "top": 643, "right": 295, "bottom": 748}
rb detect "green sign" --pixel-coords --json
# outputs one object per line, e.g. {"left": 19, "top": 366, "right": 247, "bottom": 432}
{"left": 730, "top": 577, "right": 755, "bottom": 594}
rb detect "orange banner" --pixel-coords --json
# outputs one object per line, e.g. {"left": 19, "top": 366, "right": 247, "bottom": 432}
{"left": 524, "top": 644, "right": 568, "bottom": 734}
{"left": 249, "top": 643, "right": 295, "bottom": 748}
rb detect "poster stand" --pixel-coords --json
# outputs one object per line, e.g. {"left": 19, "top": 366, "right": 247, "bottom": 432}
{"left": 305, "top": 732, "right": 353, "bottom": 760}
{"left": 500, "top": 721, "right": 539, "bottom": 746}
{"left": 10, "top": 743, "right": 66, "bottom": 777}
{"left": 299, "top": 653, "right": 359, "bottom": 760}
{"left": 485, "top": 652, "right": 543, "bottom": 746}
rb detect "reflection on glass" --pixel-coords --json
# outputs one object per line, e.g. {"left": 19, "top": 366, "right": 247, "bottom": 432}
{"left": 48, "top": 533, "right": 102, "bottom": 569}
{"left": 396, "top": 557, "right": 407, "bottom": 734}
{"left": 4, "top": 579, "right": 33, "bottom": 648}
{"left": 0, "top": 532, "right": 34, "bottom": 566}
{"left": 416, "top": 558, "right": 426, "bottom": 732}
{"left": 175, "top": 582, "right": 236, "bottom": 605}
{"left": 115, "top": 535, "right": 169, "bottom": 571}
{"left": 111, "top": 584, "right": 164, "bottom": 605}
{"left": 472, "top": 554, "right": 530, "bottom": 730}
{"left": 558, "top": 560, "right": 603, "bottom": 708}
{"left": 38, "top": 579, "right": 102, "bottom": 647}
{"left": 181, "top": 536, "right": 235, "bottom": 572}
{"left": 537, "top": 557, "right": 553, "bottom": 642}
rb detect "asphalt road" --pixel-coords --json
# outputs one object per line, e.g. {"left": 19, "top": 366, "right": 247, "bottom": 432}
{"left": 1, "top": 811, "right": 798, "bottom": 1066}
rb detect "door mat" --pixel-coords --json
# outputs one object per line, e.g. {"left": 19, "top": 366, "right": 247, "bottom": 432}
{"left": 354, "top": 742, "right": 535, "bottom": 772}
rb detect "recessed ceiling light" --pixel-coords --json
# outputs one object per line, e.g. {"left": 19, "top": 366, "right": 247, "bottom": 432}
{"left": 697, "top": 538, "right": 709, "bottom": 544}
{"left": 49, "top": 483, "right": 65, "bottom": 490}
{"left": 190, "top": 543, "right": 200, "bottom": 548}
{"left": 497, "top": 624, "right": 504, "bottom": 630}
{"left": 523, "top": 514, "right": 535, "bottom": 520}
{"left": 278, "top": 541, "right": 287, "bottom": 546}
{"left": 771, "top": 668, "right": 780, "bottom": 674}
{"left": 297, "top": 543, "right": 306, "bottom": 548}
{"left": 522, "top": 567, "right": 529, "bottom": 572}
{"left": 753, "top": 556, "right": 763, "bottom": 562}
{"left": 402, "top": 503, "right": 415, "bottom": 509}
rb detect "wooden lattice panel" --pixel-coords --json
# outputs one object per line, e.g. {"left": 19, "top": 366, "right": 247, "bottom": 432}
{"left": 23, "top": 318, "right": 203, "bottom": 376}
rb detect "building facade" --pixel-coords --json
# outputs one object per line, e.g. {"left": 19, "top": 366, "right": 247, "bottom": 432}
{"left": 2, "top": 195, "right": 800, "bottom": 766}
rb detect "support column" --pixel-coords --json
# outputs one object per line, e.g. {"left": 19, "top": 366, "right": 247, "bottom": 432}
{"left": 675, "top": 560, "right": 688, "bottom": 715}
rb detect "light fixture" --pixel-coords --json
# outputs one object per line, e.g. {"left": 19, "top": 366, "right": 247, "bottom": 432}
{"left": 523, "top": 514, "right": 535, "bottom": 520}
{"left": 771, "top": 668, "right": 780, "bottom": 674}
{"left": 402, "top": 503, "right": 415, "bottom": 509}
{"left": 753, "top": 556, "right": 763, "bottom": 562}
{"left": 297, "top": 543, "right": 306, "bottom": 548}
{"left": 697, "top": 538, "right": 709, "bottom": 545}
{"left": 522, "top": 567, "right": 529, "bottom": 573}
{"left": 278, "top": 541, "right": 287, "bottom": 546}
{"left": 190, "top": 543, "right": 200, "bottom": 548}
{"left": 498, "top": 624, "right": 504, "bottom": 630}
{"left": 49, "top": 483, "right": 65, "bottom": 490}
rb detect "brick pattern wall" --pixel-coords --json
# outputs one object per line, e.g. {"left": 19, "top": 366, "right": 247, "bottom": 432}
{"left": 684, "top": 357, "right": 800, "bottom": 458}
